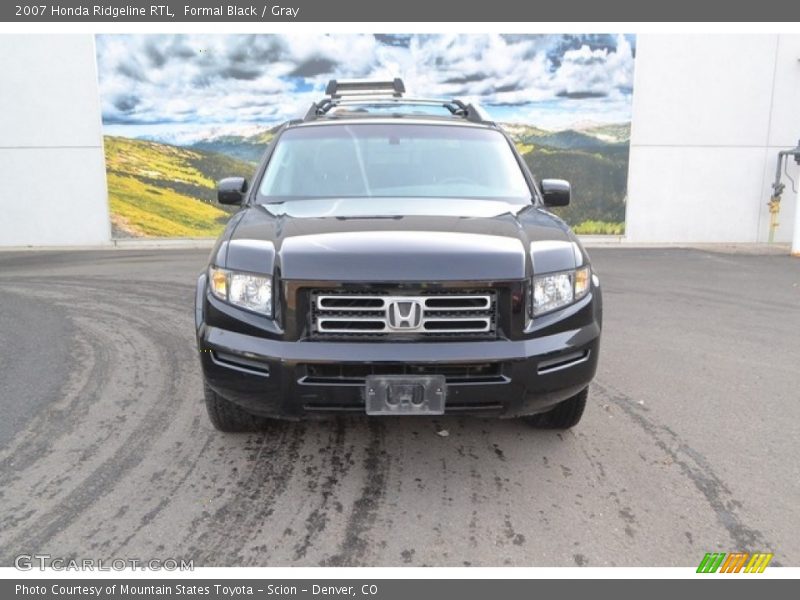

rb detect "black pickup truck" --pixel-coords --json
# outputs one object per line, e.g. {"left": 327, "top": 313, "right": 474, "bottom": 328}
{"left": 195, "top": 79, "right": 602, "bottom": 431}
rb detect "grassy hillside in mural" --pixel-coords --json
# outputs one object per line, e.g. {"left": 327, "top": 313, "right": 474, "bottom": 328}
{"left": 104, "top": 136, "right": 255, "bottom": 237}
{"left": 520, "top": 147, "right": 629, "bottom": 235}
{"left": 510, "top": 123, "right": 629, "bottom": 235}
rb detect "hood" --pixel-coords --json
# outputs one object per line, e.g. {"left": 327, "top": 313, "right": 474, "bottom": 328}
{"left": 223, "top": 197, "right": 575, "bottom": 281}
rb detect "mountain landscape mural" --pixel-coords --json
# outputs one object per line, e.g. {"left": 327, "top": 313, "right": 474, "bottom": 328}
{"left": 96, "top": 34, "right": 636, "bottom": 238}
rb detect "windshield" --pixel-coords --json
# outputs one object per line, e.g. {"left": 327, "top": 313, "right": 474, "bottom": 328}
{"left": 257, "top": 123, "right": 532, "bottom": 203}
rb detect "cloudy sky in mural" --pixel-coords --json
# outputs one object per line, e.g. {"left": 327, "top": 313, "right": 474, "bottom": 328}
{"left": 97, "top": 33, "right": 635, "bottom": 141}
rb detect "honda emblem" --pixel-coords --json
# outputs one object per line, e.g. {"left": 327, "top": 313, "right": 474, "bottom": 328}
{"left": 387, "top": 300, "right": 423, "bottom": 330}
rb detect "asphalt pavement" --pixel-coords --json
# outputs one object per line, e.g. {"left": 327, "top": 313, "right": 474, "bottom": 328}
{"left": 0, "top": 247, "right": 798, "bottom": 567}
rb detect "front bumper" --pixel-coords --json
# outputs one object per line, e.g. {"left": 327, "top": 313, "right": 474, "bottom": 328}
{"left": 197, "top": 293, "right": 601, "bottom": 419}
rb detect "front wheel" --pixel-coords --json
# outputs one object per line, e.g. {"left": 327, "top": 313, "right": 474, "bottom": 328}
{"left": 523, "top": 387, "right": 588, "bottom": 429}
{"left": 203, "top": 382, "right": 270, "bottom": 432}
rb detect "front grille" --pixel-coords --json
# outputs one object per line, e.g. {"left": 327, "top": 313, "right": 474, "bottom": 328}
{"left": 301, "top": 362, "right": 506, "bottom": 384}
{"left": 310, "top": 289, "right": 497, "bottom": 338}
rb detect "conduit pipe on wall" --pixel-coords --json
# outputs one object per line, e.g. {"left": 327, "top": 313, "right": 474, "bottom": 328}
{"left": 767, "top": 141, "right": 800, "bottom": 250}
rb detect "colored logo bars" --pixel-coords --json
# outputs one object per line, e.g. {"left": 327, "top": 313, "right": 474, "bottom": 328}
{"left": 697, "top": 552, "right": 774, "bottom": 573}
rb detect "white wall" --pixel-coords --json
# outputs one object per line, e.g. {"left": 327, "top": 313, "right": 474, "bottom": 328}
{"left": 1, "top": 34, "right": 798, "bottom": 247}
{"left": 0, "top": 35, "right": 111, "bottom": 247}
{"left": 626, "top": 34, "right": 800, "bottom": 243}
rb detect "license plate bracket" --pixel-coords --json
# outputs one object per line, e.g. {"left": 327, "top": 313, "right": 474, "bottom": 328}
{"left": 365, "top": 375, "right": 446, "bottom": 415}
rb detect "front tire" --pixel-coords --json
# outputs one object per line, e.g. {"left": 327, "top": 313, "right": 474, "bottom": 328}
{"left": 524, "top": 387, "right": 588, "bottom": 429}
{"left": 203, "top": 382, "right": 269, "bottom": 432}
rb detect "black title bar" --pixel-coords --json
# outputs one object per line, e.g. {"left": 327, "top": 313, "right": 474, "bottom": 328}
{"left": 3, "top": 0, "right": 800, "bottom": 22}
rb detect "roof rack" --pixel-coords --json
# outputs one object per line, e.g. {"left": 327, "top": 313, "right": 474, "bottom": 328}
{"left": 325, "top": 78, "right": 405, "bottom": 98}
{"left": 303, "top": 78, "right": 493, "bottom": 125}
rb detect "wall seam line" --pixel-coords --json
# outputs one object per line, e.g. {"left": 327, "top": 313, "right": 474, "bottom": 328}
{"left": 756, "top": 35, "right": 781, "bottom": 242}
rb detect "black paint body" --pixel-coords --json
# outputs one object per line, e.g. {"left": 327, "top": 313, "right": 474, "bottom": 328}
{"left": 195, "top": 118, "right": 602, "bottom": 419}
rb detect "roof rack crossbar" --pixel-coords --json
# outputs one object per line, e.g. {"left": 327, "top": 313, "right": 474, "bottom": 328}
{"left": 301, "top": 80, "right": 493, "bottom": 124}
{"left": 325, "top": 78, "right": 405, "bottom": 98}
{"left": 333, "top": 97, "right": 449, "bottom": 106}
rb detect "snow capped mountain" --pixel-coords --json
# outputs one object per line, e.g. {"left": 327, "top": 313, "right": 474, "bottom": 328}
{"left": 139, "top": 124, "right": 276, "bottom": 147}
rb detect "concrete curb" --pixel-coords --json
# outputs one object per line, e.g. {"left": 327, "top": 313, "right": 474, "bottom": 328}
{"left": 0, "top": 238, "right": 216, "bottom": 251}
{"left": 580, "top": 240, "right": 793, "bottom": 254}
{"left": 112, "top": 237, "right": 216, "bottom": 249}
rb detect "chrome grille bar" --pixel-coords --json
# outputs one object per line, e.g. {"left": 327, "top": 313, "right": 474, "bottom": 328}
{"left": 312, "top": 292, "right": 496, "bottom": 336}
{"left": 315, "top": 295, "right": 491, "bottom": 311}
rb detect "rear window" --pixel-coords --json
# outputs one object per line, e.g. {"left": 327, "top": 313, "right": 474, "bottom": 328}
{"left": 257, "top": 123, "right": 531, "bottom": 203}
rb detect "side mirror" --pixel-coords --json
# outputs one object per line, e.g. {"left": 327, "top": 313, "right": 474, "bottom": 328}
{"left": 217, "top": 177, "right": 248, "bottom": 205}
{"left": 541, "top": 179, "right": 571, "bottom": 207}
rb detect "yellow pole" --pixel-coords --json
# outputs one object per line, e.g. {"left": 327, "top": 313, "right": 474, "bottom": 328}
{"left": 768, "top": 196, "right": 780, "bottom": 244}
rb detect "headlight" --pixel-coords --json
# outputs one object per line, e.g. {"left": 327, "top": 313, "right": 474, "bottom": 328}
{"left": 531, "top": 266, "right": 591, "bottom": 316}
{"left": 208, "top": 266, "right": 272, "bottom": 316}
